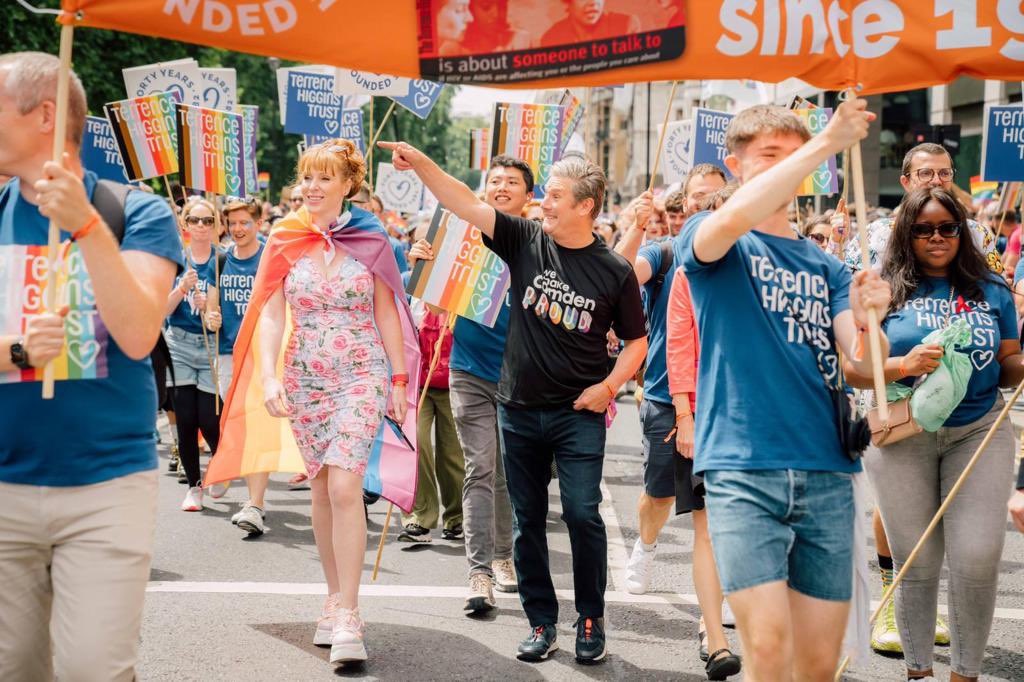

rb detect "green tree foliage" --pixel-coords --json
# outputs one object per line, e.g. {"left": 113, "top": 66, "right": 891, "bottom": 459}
{"left": 3, "top": 6, "right": 473, "bottom": 202}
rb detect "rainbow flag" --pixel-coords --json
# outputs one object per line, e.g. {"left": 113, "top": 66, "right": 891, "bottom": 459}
{"left": 258, "top": 171, "right": 270, "bottom": 190}
{"left": 175, "top": 104, "right": 248, "bottom": 196}
{"left": 970, "top": 175, "right": 999, "bottom": 204}
{"left": 469, "top": 128, "right": 490, "bottom": 171}
{"left": 793, "top": 108, "right": 839, "bottom": 196}
{"left": 0, "top": 243, "right": 110, "bottom": 384}
{"left": 406, "top": 207, "right": 509, "bottom": 327}
{"left": 490, "top": 102, "right": 564, "bottom": 199}
{"left": 103, "top": 92, "right": 178, "bottom": 181}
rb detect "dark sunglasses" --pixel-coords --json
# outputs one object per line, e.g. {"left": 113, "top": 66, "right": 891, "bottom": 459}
{"left": 807, "top": 233, "right": 827, "bottom": 244}
{"left": 910, "top": 222, "right": 961, "bottom": 240}
{"left": 184, "top": 216, "right": 216, "bottom": 226}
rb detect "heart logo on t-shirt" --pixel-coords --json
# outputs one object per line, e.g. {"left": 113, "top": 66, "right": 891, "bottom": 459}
{"left": 970, "top": 349, "right": 994, "bottom": 371}
{"left": 67, "top": 339, "right": 101, "bottom": 370}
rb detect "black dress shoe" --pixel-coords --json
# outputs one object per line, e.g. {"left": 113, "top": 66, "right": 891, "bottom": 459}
{"left": 574, "top": 616, "right": 606, "bottom": 665}
{"left": 517, "top": 624, "right": 558, "bottom": 662}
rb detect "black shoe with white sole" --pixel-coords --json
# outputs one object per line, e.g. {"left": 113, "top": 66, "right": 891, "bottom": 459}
{"left": 574, "top": 616, "right": 606, "bottom": 665}
{"left": 517, "top": 624, "right": 558, "bottom": 662}
{"left": 397, "top": 523, "right": 432, "bottom": 543}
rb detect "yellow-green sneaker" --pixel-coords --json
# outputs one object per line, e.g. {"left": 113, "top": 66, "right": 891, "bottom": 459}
{"left": 871, "top": 599, "right": 902, "bottom": 654}
{"left": 934, "top": 615, "right": 950, "bottom": 646}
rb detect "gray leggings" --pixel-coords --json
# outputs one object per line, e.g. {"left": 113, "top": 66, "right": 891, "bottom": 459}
{"left": 864, "top": 399, "right": 1014, "bottom": 676}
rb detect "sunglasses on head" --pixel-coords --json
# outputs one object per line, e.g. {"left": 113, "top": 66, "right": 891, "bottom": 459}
{"left": 807, "top": 233, "right": 827, "bottom": 244}
{"left": 185, "top": 216, "right": 216, "bottom": 226}
{"left": 910, "top": 222, "right": 961, "bottom": 239}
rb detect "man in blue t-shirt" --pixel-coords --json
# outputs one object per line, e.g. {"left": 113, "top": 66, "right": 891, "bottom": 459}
{"left": 406, "top": 155, "right": 533, "bottom": 613}
{"left": 214, "top": 197, "right": 267, "bottom": 535}
{"left": 0, "top": 52, "right": 182, "bottom": 680}
{"left": 675, "top": 100, "right": 892, "bottom": 678}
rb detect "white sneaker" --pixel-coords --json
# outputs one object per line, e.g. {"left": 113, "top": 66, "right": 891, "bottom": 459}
{"left": 492, "top": 558, "right": 518, "bottom": 593}
{"left": 181, "top": 486, "right": 204, "bottom": 512}
{"left": 313, "top": 594, "right": 340, "bottom": 647}
{"left": 237, "top": 505, "right": 265, "bottom": 535}
{"left": 330, "top": 607, "right": 368, "bottom": 663}
{"left": 722, "top": 601, "right": 736, "bottom": 628}
{"left": 625, "top": 537, "right": 657, "bottom": 595}
{"left": 232, "top": 502, "right": 267, "bottom": 525}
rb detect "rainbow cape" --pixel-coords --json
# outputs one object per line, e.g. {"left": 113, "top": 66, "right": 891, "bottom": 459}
{"left": 205, "top": 205, "right": 421, "bottom": 512}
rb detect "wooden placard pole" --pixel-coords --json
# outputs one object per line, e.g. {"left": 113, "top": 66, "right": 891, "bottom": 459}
{"left": 646, "top": 81, "right": 679, "bottom": 194}
{"left": 41, "top": 21, "right": 75, "bottom": 399}
{"left": 211, "top": 193, "right": 223, "bottom": 414}
{"left": 372, "top": 311, "right": 456, "bottom": 581}
{"left": 846, "top": 90, "right": 889, "bottom": 423}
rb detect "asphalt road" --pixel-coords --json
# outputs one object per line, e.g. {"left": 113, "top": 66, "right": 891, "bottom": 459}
{"left": 140, "top": 397, "right": 1024, "bottom": 681}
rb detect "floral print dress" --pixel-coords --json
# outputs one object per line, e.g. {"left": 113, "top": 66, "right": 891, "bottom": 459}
{"left": 283, "top": 253, "right": 388, "bottom": 478}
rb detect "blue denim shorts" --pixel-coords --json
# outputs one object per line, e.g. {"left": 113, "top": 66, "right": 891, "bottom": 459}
{"left": 704, "top": 469, "right": 854, "bottom": 602}
{"left": 165, "top": 326, "right": 217, "bottom": 394}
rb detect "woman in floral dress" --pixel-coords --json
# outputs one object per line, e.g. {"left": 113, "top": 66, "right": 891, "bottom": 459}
{"left": 257, "top": 140, "right": 410, "bottom": 665}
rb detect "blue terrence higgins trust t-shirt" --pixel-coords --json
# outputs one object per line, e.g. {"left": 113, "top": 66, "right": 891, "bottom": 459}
{"left": 676, "top": 212, "right": 858, "bottom": 475}
{"left": 884, "top": 276, "right": 1017, "bottom": 427}
{"left": 450, "top": 294, "right": 511, "bottom": 385}
{"left": 0, "top": 172, "right": 184, "bottom": 486}
{"left": 638, "top": 241, "right": 675, "bottom": 406}
{"left": 218, "top": 243, "right": 264, "bottom": 354}
{"left": 166, "top": 247, "right": 219, "bottom": 334}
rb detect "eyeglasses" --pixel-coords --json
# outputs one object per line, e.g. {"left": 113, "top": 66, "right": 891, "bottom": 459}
{"left": 184, "top": 216, "right": 216, "bottom": 227}
{"left": 910, "top": 222, "right": 961, "bottom": 239}
{"left": 807, "top": 233, "right": 827, "bottom": 244}
{"left": 290, "top": 196, "right": 304, "bottom": 203}
{"left": 905, "top": 168, "right": 955, "bottom": 182}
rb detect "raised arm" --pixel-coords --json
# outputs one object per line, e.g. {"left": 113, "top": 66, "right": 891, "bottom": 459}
{"left": 614, "top": 191, "right": 654, "bottom": 284}
{"left": 377, "top": 141, "right": 497, "bottom": 238}
{"left": 693, "top": 99, "right": 874, "bottom": 263}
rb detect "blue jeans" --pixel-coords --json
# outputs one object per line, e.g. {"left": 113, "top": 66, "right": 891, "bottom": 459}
{"left": 498, "top": 404, "right": 607, "bottom": 627}
{"left": 704, "top": 469, "right": 854, "bottom": 602}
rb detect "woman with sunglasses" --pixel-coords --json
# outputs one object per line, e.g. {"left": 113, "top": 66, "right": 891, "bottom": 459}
{"left": 844, "top": 187, "right": 1023, "bottom": 681}
{"left": 164, "top": 197, "right": 223, "bottom": 512}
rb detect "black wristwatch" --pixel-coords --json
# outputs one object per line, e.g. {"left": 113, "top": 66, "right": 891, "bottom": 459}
{"left": 10, "top": 338, "right": 32, "bottom": 370}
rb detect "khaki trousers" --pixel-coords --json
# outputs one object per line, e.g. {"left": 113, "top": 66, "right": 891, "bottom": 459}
{"left": 0, "top": 470, "right": 158, "bottom": 682}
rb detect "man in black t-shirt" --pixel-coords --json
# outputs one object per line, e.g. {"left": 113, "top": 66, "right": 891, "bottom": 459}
{"left": 380, "top": 140, "right": 647, "bottom": 665}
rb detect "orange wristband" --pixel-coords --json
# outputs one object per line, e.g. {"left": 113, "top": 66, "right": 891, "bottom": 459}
{"left": 71, "top": 212, "right": 100, "bottom": 242}
{"left": 898, "top": 356, "right": 908, "bottom": 378}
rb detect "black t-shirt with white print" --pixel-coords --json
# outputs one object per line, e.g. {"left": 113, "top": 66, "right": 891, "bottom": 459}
{"left": 483, "top": 211, "right": 646, "bottom": 408}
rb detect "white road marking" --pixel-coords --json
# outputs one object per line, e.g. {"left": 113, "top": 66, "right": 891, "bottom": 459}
{"left": 599, "top": 477, "right": 630, "bottom": 592}
{"left": 145, "top": 581, "right": 1024, "bottom": 622}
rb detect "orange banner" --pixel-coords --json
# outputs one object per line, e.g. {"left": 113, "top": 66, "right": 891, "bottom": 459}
{"left": 62, "top": 1, "right": 1024, "bottom": 94}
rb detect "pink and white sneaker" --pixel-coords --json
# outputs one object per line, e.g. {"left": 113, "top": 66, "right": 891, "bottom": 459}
{"left": 330, "top": 607, "right": 367, "bottom": 664}
{"left": 313, "top": 593, "right": 340, "bottom": 647}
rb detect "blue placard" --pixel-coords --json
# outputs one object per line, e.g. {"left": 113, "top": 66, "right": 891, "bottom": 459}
{"left": 982, "top": 105, "right": 1024, "bottom": 182}
{"left": 80, "top": 116, "right": 129, "bottom": 182}
{"left": 284, "top": 70, "right": 344, "bottom": 137}
{"left": 692, "top": 108, "right": 735, "bottom": 180}
{"left": 304, "top": 111, "right": 365, "bottom": 153}
{"left": 391, "top": 80, "right": 443, "bottom": 120}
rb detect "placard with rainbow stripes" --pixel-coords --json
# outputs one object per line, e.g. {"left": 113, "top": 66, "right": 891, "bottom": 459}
{"left": 405, "top": 207, "right": 509, "bottom": 328}
{"left": 103, "top": 92, "right": 178, "bottom": 181}
{"left": 0, "top": 243, "right": 110, "bottom": 384}
{"left": 490, "top": 102, "right": 563, "bottom": 199}
{"left": 469, "top": 128, "right": 490, "bottom": 171}
{"left": 175, "top": 104, "right": 248, "bottom": 196}
{"left": 537, "top": 89, "right": 584, "bottom": 154}
{"left": 793, "top": 108, "right": 839, "bottom": 196}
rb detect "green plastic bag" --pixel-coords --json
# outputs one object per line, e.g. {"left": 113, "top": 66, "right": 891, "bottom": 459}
{"left": 910, "top": 318, "right": 974, "bottom": 431}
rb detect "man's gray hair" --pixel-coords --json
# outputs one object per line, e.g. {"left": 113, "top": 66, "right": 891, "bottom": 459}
{"left": 0, "top": 52, "right": 87, "bottom": 146}
{"left": 549, "top": 157, "right": 605, "bottom": 219}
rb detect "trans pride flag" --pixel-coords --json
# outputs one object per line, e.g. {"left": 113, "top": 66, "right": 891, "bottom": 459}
{"left": 205, "top": 205, "right": 421, "bottom": 511}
